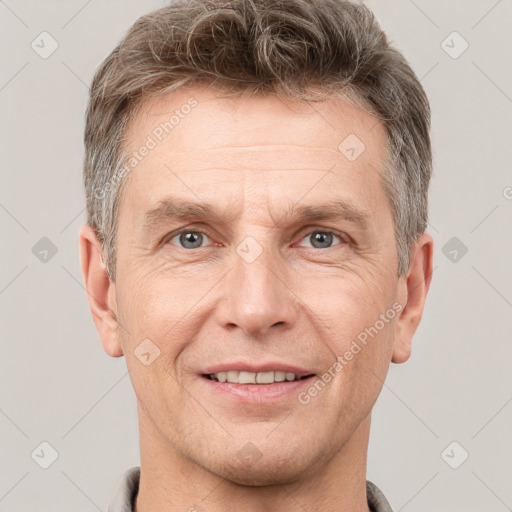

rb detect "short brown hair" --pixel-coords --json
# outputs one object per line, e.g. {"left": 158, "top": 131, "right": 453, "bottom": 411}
{"left": 83, "top": 0, "right": 432, "bottom": 281}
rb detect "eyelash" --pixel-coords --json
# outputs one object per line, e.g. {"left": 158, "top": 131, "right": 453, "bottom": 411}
{"left": 163, "top": 226, "right": 350, "bottom": 250}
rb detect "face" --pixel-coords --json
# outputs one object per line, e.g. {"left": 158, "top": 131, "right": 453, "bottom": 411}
{"left": 82, "top": 85, "right": 432, "bottom": 486}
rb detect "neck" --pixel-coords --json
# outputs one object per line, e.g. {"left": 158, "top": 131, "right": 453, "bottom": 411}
{"left": 134, "top": 409, "right": 372, "bottom": 512}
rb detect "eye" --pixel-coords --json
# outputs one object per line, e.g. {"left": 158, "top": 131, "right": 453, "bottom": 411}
{"left": 295, "top": 229, "right": 347, "bottom": 249}
{"left": 164, "top": 228, "right": 348, "bottom": 251}
{"left": 167, "top": 230, "right": 212, "bottom": 249}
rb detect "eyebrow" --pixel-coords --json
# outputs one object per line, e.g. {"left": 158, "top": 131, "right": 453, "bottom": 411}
{"left": 142, "top": 196, "right": 371, "bottom": 232}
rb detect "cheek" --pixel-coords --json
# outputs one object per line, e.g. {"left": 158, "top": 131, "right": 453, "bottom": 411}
{"left": 320, "top": 318, "right": 396, "bottom": 430}
{"left": 294, "top": 264, "right": 395, "bottom": 334}
{"left": 304, "top": 270, "right": 398, "bottom": 399}
{"left": 117, "top": 258, "right": 209, "bottom": 336}
{"left": 329, "top": 293, "right": 397, "bottom": 378}
{"left": 116, "top": 263, "right": 221, "bottom": 398}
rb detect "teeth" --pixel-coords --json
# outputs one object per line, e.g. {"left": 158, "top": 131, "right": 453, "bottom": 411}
{"left": 207, "top": 371, "right": 310, "bottom": 384}
{"left": 256, "top": 371, "right": 274, "bottom": 384}
{"left": 274, "top": 371, "right": 286, "bottom": 382}
{"left": 238, "top": 371, "right": 256, "bottom": 384}
{"left": 226, "top": 371, "right": 239, "bottom": 383}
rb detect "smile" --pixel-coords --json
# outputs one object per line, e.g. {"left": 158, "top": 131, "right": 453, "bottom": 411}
{"left": 204, "top": 370, "right": 315, "bottom": 384}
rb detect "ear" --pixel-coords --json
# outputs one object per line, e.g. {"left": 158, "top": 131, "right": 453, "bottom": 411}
{"left": 392, "top": 232, "right": 434, "bottom": 364}
{"left": 79, "top": 224, "right": 123, "bottom": 357}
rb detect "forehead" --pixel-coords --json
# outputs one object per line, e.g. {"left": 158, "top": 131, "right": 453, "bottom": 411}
{"left": 118, "top": 86, "right": 390, "bottom": 227}
{"left": 124, "top": 86, "right": 386, "bottom": 155}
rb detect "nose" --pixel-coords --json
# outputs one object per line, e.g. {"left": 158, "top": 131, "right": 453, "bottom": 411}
{"left": 215, "top": 240, "right": 298, "bottom": 338}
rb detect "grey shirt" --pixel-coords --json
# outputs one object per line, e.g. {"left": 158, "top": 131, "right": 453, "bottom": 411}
{"left": 108, "top": 466, "right": 394, "bottom": 512}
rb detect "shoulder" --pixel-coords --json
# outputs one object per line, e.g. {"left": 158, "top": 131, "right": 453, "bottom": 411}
{"left": 108, "top": 466, "right": 140, "bottom": 512}
{"left": 366, "top": 480, "right": 394, "bottom": 512}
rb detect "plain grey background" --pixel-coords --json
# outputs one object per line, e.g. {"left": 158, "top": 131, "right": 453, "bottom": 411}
{"left": 1, "top": 0, "right": 511, "bottom": 511}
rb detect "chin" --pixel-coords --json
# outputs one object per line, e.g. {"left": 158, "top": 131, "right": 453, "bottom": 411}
{"left": 216, "top": 462, "right": 304, "bottom": 487}
{"left": 203, "top": 446, "right": 317, "bottom": 487}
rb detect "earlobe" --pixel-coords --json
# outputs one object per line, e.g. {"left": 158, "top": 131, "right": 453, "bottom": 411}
{"left": 391, "top": 232, "right": 434, "bottom": 364}
{"left": 79, "top": 224, "right": 124, "bottom": 358}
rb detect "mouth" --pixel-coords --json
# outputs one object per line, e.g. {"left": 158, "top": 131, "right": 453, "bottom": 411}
{"left": 202, "top": 371, "right": 316, "bottom": 384}
{"left": 199, "top": 369, "right": 317, "bottom": 403}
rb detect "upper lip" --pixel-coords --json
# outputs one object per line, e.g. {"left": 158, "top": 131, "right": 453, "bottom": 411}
{"left": 201, "top": 362, "right": 316, "bottom": 378}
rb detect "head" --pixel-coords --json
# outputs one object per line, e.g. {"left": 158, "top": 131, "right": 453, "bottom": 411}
{"left": 80, "top": 0, "right": 433, "bottom": 486}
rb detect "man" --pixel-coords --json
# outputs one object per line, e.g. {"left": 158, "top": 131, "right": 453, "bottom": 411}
{"left": 79, "top": 0, "right": 433, "bottom": 510}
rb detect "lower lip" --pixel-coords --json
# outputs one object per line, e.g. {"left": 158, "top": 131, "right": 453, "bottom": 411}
{"left": 199, "top": 375, "right": 315, "bottom": 403}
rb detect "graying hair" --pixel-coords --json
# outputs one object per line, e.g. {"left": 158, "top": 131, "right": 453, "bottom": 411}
{"left": 83, "top": 0, "right": 431, "bottom": 282}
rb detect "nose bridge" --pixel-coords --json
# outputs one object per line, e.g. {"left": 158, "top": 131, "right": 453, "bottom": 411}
{"left": 218, "top": 231, "right": 296, "bottom": 336}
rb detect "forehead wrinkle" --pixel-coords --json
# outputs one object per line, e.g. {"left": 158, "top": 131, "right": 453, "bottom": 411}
{"left": 151, "top": 147, "right": 341, "bottom": 173}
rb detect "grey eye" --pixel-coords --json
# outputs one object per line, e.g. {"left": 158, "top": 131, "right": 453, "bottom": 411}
{"left": 310, "top": 232, "right": 334, "bottom": 248}
{"left": 171, "top": 231, "right": 209, "bottom": 249}
{"left": 297, "top": 230, "right": 343, "bottom": 249}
